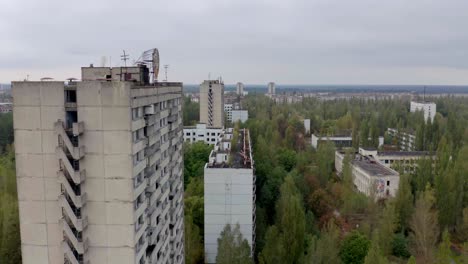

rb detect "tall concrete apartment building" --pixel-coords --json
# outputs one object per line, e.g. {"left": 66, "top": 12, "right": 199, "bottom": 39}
{"left": 199, "top": 80, "right": 224, "bottom": 128}
{"left": 13, "top": 64, "right": 184, "bottom": 264}
{"left": 204, "top": 128, "right": 255, "bottom": 263}
{"left": 236, "top": 82, "right": 244, "bottom": 96}
{"left": 267, "top": 82, "right": 276, "bottom": 95}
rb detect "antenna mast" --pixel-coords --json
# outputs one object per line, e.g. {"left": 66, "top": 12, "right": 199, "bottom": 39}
{"left": 120, "top": 50, "right": 130, "bottom": 81}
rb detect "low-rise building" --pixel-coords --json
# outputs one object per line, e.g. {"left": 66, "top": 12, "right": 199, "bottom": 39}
{"left": 183, "top": 123, "right": 223, "bottom": 144}
{"left": 204, "top": 128, "right": 256, "bottom": 263}
{"left": 359, "top": 147, "right": 434, "bottom": 174}
{"left": 335, "top": 150, "right": 400, "bottom": 198}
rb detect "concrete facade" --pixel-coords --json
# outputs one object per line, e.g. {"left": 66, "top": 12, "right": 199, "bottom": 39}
{"left": 13, "top": 65, "right": 184, "bottom": 264}
{"left": 387, "top": 128, "right": 416, "bottom": 151}
{"left": 335, "top": 149, "right": 400, "bottom": 199}
{"left": 204, "top": 129, "right": 255, "bottom": 263}
{"left": 231, "top": 110, "right": 248, "bottom": 123}
{"left": 267, "top": 82, "right": 275, "bottom": 95}
{"left": 236, "top": 82, "right": 244, "bottom": 96}
{"left": 200, "top": 80, "right": 224, "bottom": 128}
{"left": 410, "top": 101, "right": 436, "bottom": 122}
{"left": 183, "top": 123, "right": 223, "bottom": 145}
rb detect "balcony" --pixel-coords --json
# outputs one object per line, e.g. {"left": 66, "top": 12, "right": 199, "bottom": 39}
{"left": 59, "top": 194, "right": 88, "bottom": 231}
{"left": 58, "top": 172, "right": 86, "bottom": 208}
{"left": 62, "top": 240, "right": 81, "bottom": 264}
{"left": 60, "top": 218, "right": 87, "bottom": 254}
{"left": 72, "top": 122, "right": 84, "bottom": 136}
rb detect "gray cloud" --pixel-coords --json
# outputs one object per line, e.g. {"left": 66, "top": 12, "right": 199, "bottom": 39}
{"left": 1, "top": 0, "right": 468, "bottom": 84}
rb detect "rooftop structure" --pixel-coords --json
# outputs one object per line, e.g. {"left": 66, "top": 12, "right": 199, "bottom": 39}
{"left": 13, "top": 63, "right": 184, "bottom": 264}
{"left": 204, "top": 128, "right": 256, "bottom": 263}
{"left": 200, "top": 80, "right": 224, "bottom": 128}
{"left": 410, "top": 101, "right": 436, "bottom": 122}
{"left": 183, "top": 123, "right": 223, "bottom": 145}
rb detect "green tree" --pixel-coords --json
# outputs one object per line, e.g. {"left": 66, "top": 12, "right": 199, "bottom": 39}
{"left": 409, "top": 186, "right": 439, "bottom": 263}
{"left": 364, "top": 233, "right": 388, "bottom": 264}
{"left": 183, "top": 96, "right": 200, "bottom": 126}
{"left": 316, "top": 140, "right": 335, "bottom": 186}
{"left": 259, "top": 226, "right": 284, "bottom": 264}
{"left": 339, "top": 231, "right": 370, "bottom": 264}
{"left": 216, "top": 224, "right": 253, "bottom": 264}
{"left": 305, "top": 222, "right": 341, "bottom": 264}
{"left": 184, "top": 214, "right": 204, "bottom": 264}
{"left": 278, "top": 148, "right": 297, "bottom": 172}
{"left": 275, "top": 175, "right": 306, "bottom": 263}
{"left": 407, "top": 256, "right": 416, "bottom": 264}
{"left": 0, "top": 113, "right": 13, "bottom": 153}
{"left": 183, "top": 142, "right": 213, "bottom": 184}
{"left": 435, "top": 229, "right": 452, "bottom": 264}
{"left": 392, "top": 233, "right": 411, "bottom": 259}
{"left": 0, "top": 148, "right": 21, "bottom": 264}
{"left": 377, "top": 202, "right": 398, "bottom": 256}
{"left": 394, "top": 174, "right": 414, "bottom": 231}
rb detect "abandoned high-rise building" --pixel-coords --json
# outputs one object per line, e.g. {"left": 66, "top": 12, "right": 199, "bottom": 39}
{"left": 13, "top": 63, "right": 184, "bottom": 264}
{"left": 199, "top": 80, "right": 224, "bottom": 128}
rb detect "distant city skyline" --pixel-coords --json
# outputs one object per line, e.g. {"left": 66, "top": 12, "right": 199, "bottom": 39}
{"left": 2, "top": 0, "right": 468, "bottom": 84}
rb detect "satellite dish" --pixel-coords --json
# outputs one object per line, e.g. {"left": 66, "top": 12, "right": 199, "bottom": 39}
{"left": 152, "top": 49, "right": 160, "bottom": 81}
{"left": 135, "top": 48, "right": 160, "bottom": 82}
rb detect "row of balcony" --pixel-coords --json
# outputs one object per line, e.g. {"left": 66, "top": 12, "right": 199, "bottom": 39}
{"left": 55, "top": 120, "right": 87, "bottom": 264}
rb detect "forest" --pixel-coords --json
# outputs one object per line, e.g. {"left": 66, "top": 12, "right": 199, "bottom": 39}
{"left": 183, "top": 95, "right": 468, "bottom": 264}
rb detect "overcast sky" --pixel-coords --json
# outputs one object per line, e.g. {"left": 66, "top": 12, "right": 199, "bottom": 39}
{"left": 1, "top": 0, "right": 468, "bottom": 85}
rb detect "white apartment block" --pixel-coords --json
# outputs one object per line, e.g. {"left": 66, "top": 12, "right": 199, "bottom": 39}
{"left": 304, "top": 119, "right": 311, "bottom": 134}
{"left": 183, "top": 123, "right": 223, "bottom": 145}
{"left": 204, "top": 128, "right": 256, "bottom": 263}
{"left": 231, "top": 110, "right": 248, "bottom": 123}
{"left": 267, "top": 82, "right": 275, "bottom": 95}
{"left": 387, "top": 128, "right": 416, "bottom": 151}
{"left": 410, "top": 101, "right": 436, "bottom": 122}
{"left": 224, "top": 103, "right": 233, "bottom": 123}
{"left": 335, "top": 149, "right": 399, "bottom": 198}
{"left": 200, "top": 80, "right": 224, "bottom": 128}
{"left": 236, "top": 82, "right": 244, "bottom": 96}
{"left": 13, "top": 64, "right": 184, "bottom": 264}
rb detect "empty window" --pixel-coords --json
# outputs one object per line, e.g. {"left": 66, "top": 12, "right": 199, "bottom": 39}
{"left": 387, "top": 181, "right": 390, "bottom": 186}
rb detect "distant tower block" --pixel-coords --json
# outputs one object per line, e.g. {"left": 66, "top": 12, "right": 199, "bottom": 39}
{"left": 200, "top": 80, "right": 225, "bottom": 127}
{"left": 268, "top": 82, "right": 276, "bottom": 95}
{"left": 236, "top": 82, "right": 244, "bottom": 95}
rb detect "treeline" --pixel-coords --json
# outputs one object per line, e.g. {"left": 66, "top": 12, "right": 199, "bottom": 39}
{"left": 0, "top": 111, "right": 21, "bottom": 263}
{"left": 241, "top": 95, "right": 467, "bottom": 263}
{"left": 184, "top": 142, "right": 212, "bottom": 264}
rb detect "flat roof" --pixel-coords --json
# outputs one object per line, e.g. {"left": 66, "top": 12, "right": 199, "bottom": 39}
{"left": 352, "top": 156, "right": 398, "bottom": 177}
{"left": 378, "top": 151, "right": 433, "bottom": 157}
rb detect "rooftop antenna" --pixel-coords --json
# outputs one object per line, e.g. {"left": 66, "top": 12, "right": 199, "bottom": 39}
{"left": 163, "top": 64, "right": 169, "bottom": 82}
{"left": 121, "top": 50, "right": 129, "bottom": 67}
